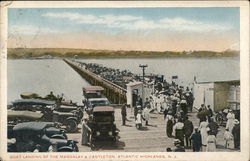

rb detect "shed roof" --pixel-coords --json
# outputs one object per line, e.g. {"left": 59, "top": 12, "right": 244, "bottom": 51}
{"left": 126, "top": 81, "right": 143, "bottom": 87}
{"left": 196, "top": 80, "right": 240, "bottom": 85}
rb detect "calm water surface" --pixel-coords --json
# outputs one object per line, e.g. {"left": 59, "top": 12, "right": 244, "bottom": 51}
{"left": 8, "top": 57, "right": 240, "bottom": 104}
{"left": 8, "top": 59, "right": 90, "bottom": 104}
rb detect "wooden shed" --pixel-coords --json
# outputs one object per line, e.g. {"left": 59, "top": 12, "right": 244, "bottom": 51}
{"left": 193, "top": 80, "right": 240, "bottom": 112}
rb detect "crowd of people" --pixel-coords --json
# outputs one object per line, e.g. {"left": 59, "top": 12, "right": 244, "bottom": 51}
{"left": 123, "top": 80, "right": 241, "bottom": 152}
{"left": 73, "top": 60, "right": 241, "bottom": 152}
{"left": 76, "top": 61, "right": 138, "bottom": 88}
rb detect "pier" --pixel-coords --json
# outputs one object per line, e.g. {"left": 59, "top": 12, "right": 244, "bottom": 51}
{"left": 64, "top": 59, "right": 127, "bottom": 104}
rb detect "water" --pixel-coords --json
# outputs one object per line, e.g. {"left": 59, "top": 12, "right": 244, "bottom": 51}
{"left": 79, "top": 57, "right": 240, "bottom": 86}
{"left": 7, "top": 59, "right": 90, "bottom": 104}
{"left": 8, "top": 57, "right": 240, "bottom": 104}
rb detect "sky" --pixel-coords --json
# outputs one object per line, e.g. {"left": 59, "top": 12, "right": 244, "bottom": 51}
{"left": 8, "top": 8, "right": 240, "bottom": 51}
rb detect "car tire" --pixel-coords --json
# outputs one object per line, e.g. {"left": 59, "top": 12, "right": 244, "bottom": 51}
{"left": 74, "top": 144, "right": 79, "bottom": 152}
{"left": 65, "top": 119, "right": 77, "bottom": 133}
{"left": 113, "top": 137, "right": 116, "bottom": 142}
{"left": 78, "top": 110, "right": 84, "bottom": 120}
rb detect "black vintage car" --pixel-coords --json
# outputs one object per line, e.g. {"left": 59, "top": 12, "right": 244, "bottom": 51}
{"left": 8, "top": 99, "right": 81, "bottom": 132}
{"left": 82, "top": 86, "right": 104, "bottom": 100}
{"left": 8, "top": 122, "right": 78, "bottom": 152}
{"left": 90, "top": 106, "right": 119, "bottom": 142}
{"left": 85, "top": 98, "right": 110, "bottom": 115}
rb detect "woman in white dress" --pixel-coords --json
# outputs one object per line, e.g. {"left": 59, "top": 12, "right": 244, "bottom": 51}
{"left": 226, "top": 110, "right": 235, "bottom": 133}
{"left": 206, "top": 130, "right": 217, "bottom": 152}
{"left": 199, "top": 120, "right": 209, "bottom": 146}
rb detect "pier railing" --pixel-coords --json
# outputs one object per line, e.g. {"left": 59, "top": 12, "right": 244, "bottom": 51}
{"left": 64, "top": 59, "right": 127, "bottom": 104}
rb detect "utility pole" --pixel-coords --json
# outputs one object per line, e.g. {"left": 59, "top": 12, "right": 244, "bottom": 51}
{"left": 139, "top": 64, "right": 148, "bottom": 83}
{"left": 139, "top": 64, "right": 148, "bottom": 108}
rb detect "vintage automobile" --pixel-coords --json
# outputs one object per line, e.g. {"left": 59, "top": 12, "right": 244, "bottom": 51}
{"left": 90, "top": 106, "right": 119, "bottom": 142}
{"left": 8, "top": 99, "right": 81, "bottom": 132}
{"left": 82, "top": 86, "right": 104, "bottom": 100}
{"left": 85, "top": 98, "right": 110, "bottom": 115}
{"left": 55, "top": 105, "right": 84, "bottom": 121}
{"left": 87, "top": 98, "right": 110, "bottom": 108}
{"left": 8, "top": 122, "right": 78, "bottom": 152}
{"left": 20, "top": 92, "right": 78, "bottom": 106}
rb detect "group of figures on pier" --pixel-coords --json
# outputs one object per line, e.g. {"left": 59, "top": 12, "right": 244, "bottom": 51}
{"left": 121, "top": 79, "right": 241, "bottom": 152}
{"left": 73, "top": 59, "right": 241, "bottom": 152}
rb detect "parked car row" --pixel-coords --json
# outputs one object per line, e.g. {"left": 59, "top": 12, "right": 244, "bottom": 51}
{"left": 8, "top": 96, "right": 83, "bottom": 133}
{"left": 8, "top": 122, "right": 78, "bottom": 152}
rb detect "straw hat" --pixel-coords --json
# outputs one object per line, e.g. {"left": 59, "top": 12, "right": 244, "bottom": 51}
{"left": 173, "top": 139, "right": 181, "bottom": 145}
{"left": 234, "top": 119, "right": 239, "bottom": 124}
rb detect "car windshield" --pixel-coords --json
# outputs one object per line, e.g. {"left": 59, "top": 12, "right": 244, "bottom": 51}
{"left": 94, "top": 116, "right": 113, "bottom": 122}
{"left": 94, "top": 112, "right": 113, "bottom": 122}
{"left": 90, "top": 100, "right": 110, "bottom": 107}
{"left": 85, "top": 92, "right": 102, "bottom": 98}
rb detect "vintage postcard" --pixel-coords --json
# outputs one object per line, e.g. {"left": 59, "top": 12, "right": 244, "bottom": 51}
{"left": 0, "top": 1, "right": 249, "bottom": 161}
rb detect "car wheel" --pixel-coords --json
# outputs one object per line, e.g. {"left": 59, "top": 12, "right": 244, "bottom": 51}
{"left": 78, "top": 110, "right": 84, "bottom": 120}
{"left": 65, "top": 119, "right": 77, "bottom": 132}
{"left": 74, "top": 144, "right": 79, "bottom": 152}
{"left": 113, "top": 137, "right": 117, "bottom": 142}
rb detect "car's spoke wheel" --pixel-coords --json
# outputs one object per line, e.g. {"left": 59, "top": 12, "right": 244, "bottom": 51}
{"left": 65, "top": 120, "right": 77, "bottom": 132}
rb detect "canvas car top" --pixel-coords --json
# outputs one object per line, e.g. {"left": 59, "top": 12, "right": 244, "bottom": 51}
{"left": 12, "top": 99, "right": 56, "bottom": 106}
{"left": 13, "top": 122, "right": 54, "bottom": 132}
{"left": 59, "top": 105, "right": 78, "bottom": 110}
{"left": 93, "top": 106, "right": 114, "bottom": 112}
{"left": 82, "top": 86, "right": 104, "bottom": 92}
{"left": 8, "top": 110, "right": 44, "bottom": 119}
{"left": 88, "top": 98, "right": 109, "bottom": 101}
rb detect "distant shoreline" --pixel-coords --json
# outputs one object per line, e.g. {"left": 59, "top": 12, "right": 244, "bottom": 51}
{"left": 7, "top": 48, "right": 239, "bottom": 59}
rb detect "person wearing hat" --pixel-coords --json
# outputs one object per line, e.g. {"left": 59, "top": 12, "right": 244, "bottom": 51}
{"left": 198, "top": 119, "right": 209, "bottom": 147}
{"left": 135, "top": 109, "right": 143, "bottom": 129}
{"left": 232, "top": 119, "right": 240, "bottom": 149}
{"left": 172, "top": 139, "right": 185, "bottom": 152}
{"left": 190, "top": 127, "right": 202, "bottom": 152}
{"left": 144, "top": 97, "right": 150, "bottom": 109}
{"left": 156, "top": 96, "right": 162, "bottom": 113}
{"left": 172, "top": 119, "right": 185, "bottom": 146}
{"left": 134, "top": 104, "right": 139, "bottom": 120}
{"left": 207, "top": 117, "right": 219, "bottom": 136}
{"left": 180, "top": 97, "right": 188, "bottom": 116}
{"left": 166, "top": 114, "right": 174, "bottom": 138}
{"left": 81, "top": 116, "right": 92, "bottom": 146}
{"left": 121, "top": 104, "right": 127, "bottom": 126}
{"left": 226, "top": 109, "right": 235, "bottom": 133}
{"left": 224, "top": 128, "right": 233, "bottom": 149}
{"left": 207, "top": 105, "right": 213, "bottom": 122}
{"left": 143, "top": 105, "right": 150, "bottom": 126}
{"left": 137, "top": 95, "right": 143, "bottom": 107}
{"left": 183, "top": 116, "right": 194, "bottom": 148}
{"left": 206, "top": 128, "right": 217, "bottom": 152}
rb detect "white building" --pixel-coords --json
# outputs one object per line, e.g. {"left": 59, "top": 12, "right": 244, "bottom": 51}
{"left": 193, "top": 80, "right": 240, "bottom": 112}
